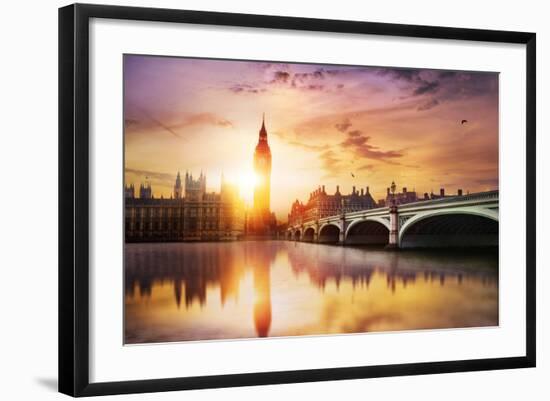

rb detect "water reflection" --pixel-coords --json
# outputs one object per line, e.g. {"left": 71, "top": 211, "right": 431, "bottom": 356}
{"left": 124, "top": 241, "right": 498, "bottom": 344}
{"left": 253, "top": 257, "right": 271, "bottom": 337}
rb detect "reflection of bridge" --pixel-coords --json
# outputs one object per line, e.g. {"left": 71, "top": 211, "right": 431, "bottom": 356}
{"left": 286, "top": 191, "right": 498, "bottom": 248}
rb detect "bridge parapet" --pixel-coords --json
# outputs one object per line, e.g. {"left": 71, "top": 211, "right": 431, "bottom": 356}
{"left": 398, "top": 190, "right": 498, "bottom": 210}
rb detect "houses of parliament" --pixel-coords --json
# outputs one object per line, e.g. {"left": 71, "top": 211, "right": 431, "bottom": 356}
{"left": 124, "top": 116, "right": 277, "bottom": 242}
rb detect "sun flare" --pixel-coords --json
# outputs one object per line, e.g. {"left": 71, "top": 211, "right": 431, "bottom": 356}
{"left": 238, "top": 171, "right": 258, "bottom": 206}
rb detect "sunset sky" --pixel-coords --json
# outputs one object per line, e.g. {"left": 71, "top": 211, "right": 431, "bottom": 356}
{"left": 124, "top": 55, "right": 499, "bottom": 221}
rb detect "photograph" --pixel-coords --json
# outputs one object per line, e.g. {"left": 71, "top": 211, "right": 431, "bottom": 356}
{"left": 123, "top": 55, "right": 500, "bottom": 344}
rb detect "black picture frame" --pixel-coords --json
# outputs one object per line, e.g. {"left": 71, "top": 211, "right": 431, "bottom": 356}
{"left": 58, "top": 3, "right": 536, "bottom": 397}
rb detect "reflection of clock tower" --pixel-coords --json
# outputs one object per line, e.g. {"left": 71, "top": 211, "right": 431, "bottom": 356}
{"left": 252, "top": 114, "right": 272, "bottom": 230}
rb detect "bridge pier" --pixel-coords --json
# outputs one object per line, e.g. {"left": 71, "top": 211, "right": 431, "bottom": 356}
{"left": 314, "top": 221, "right": 319, "bottom": 243}
{"left": 385, "top": 203, "right": 399, "bottom": 249}
{"left": 338, "top": 214, "right": 347, "bottom": 245}
{"left": 338, "top": 230, "right": 345, "bottom": 245}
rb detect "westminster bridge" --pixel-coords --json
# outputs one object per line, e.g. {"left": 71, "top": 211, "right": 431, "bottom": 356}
{"left": 286, "top": 190, "right": 498, "bottom": 249}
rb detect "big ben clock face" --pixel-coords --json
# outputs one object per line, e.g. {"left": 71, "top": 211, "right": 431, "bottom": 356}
{"left": 256, "top": 155, "right": 268, "bottom": 169}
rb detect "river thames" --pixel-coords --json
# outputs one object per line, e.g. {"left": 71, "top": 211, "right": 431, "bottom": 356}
{"left": 124, "top": 241, "right": 498, "bottom": 344}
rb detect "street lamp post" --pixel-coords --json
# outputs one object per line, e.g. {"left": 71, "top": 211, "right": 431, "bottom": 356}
{"left": 386, "top": 181, "right": 399, "bottom": 249}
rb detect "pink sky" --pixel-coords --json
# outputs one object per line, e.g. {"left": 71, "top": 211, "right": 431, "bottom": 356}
{"left": 124, "top": 55, "right": 499, "bottom": 221}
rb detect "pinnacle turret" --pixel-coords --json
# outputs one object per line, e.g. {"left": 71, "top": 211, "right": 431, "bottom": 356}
{"left": 259, "top": 113, "right": 267, "bottom": 140}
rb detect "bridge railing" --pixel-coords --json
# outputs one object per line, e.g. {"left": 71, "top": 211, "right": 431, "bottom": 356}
{"left": 397, "top": 190, "right": 498, "bottom": 210}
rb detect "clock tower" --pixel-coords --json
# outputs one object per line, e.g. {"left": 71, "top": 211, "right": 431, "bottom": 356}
{"left": 252, "top": 114, "right": 272, "bottom": 229}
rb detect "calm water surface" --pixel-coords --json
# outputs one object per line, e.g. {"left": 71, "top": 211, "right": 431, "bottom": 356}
{"left": 124, "top": 241, "right": 498, "bottom": 344}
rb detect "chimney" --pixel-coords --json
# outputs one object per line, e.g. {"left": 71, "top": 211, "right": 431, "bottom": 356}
{"left": 366, "top": 186, "right": 370, "bottom": 194}
{"left": 440, "top": 188, "right": 445, "bottom": 197}
{"left": 458, "top": 189, "right": 463, "bottom": 196}
{"left": 403, "top": 187, "right": 407, "bottom": 193}
{"left": 360, "top": 188, "right": 364, "bottom": 196}
{"left": 352, "top": 186, "right": 356, "bottom": 194}
{"left": 387, "top": 187, "right": 390, "bottom": 195}
{"left": 322, "top": 185, "right": 326, "bottom": 193}
{"left": 336, "top": 185, "right": 340, "bottom": 194}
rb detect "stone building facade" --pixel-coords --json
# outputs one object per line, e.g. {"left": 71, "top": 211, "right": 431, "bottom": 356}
{"left": 378, "top": 184, "right": 464, "bottom": 207}
{"left": 379, "top": 185, "right": 419, "bottom": 207}
{"left": 125, "top": 172, "right": 245, "bottom": 242}
{"left": 288, "top": 185, "right": 377, "bottom": 226}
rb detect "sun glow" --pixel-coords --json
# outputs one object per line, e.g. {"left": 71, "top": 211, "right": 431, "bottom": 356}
{"left": 238, "top": 171, "right": 258, "bottom": 206}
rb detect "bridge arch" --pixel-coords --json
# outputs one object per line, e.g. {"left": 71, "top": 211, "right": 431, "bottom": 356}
{"left": 399, "top": 208, "right": 498, "bottom": 248}
{"left": 345, "top": 218, "right": 390, "bottom": 245}
{"left": 303, "top": 227, "right": 316, "bottom": 242}
{"left": 286, "top": 231, "right": 293, "bottom": 240}
{"left": 293, "top": 229, "right": 301, "bottom": 241}
{"left": 318, "top": 223, "right": 340, "bottom": 244}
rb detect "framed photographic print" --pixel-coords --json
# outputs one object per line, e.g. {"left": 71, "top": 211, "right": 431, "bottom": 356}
{"left": 58, "top": 3, "right": 536, "bottom": 397}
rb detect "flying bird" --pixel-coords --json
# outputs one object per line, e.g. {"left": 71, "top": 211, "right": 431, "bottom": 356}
{"left": 350, "top": 172, "right": 355, "bottom": 178}
{"left": 461, "top": 119, "right": 468, "bottom": 125}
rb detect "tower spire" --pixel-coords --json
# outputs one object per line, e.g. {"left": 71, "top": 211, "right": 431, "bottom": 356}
{"left": 259, "top": 113, "right": 267, "bottom": 140}
{"left": 252, "top": 111, "right": 272, "bottom": 234}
